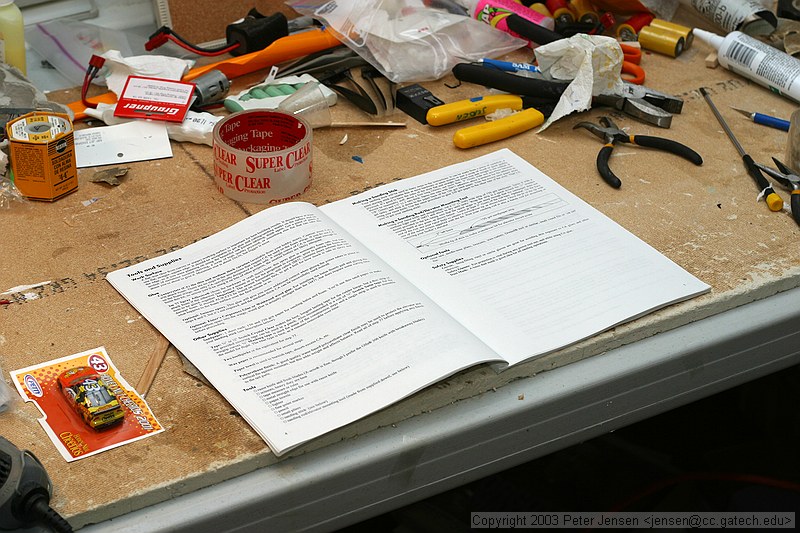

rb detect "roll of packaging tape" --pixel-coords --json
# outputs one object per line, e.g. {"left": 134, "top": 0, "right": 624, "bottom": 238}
{"left": 212, "top": 110, "right": 312, "bottom": 204}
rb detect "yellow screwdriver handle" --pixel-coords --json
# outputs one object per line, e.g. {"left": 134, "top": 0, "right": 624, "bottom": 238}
{"left": 453, "top": 108, "right": 545, "bottom": 149}
{"left": 426, "top": 94, "right": 524, "bottom": 126}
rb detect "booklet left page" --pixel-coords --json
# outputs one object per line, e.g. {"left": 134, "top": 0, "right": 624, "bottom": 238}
{"left": 106, "top": 202, "right": 496, "bottom": 455}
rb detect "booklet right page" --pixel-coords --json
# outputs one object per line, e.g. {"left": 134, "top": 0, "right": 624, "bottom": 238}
{"left": 322, "top": 149, "right": 711, "bottom": 366}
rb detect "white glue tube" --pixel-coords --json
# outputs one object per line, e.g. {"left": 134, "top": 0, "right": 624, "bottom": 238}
{"left": 695, "top": 28, "right": 800, "bottom": 103}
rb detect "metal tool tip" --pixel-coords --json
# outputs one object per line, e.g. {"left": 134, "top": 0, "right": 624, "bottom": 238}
{"left": 730, "top": 107, "right": 751, "bottom": 117}
{"left": 773, "top": 157, "right": 793, "bottom": 174}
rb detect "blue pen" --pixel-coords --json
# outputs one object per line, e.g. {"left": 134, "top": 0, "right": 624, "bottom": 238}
{"left": 479, "top": 58, "right": 541, "bottom": 74}
{"left": 731, "top": 107, "right": 790, "bottom": 132}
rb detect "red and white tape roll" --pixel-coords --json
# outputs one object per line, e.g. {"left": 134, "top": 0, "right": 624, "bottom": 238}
{"left": 212, "top": 110, "right": 312, "bottom": 204}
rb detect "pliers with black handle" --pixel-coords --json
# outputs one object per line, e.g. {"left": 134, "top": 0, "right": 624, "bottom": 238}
{"left": 755, "top": 158, "right": 800, "bottom": 226}
{"left": 452, "top": 63, "right": 682, "bottom": 128}
{"left": 573, "top": 116, "right": 703, "bottom": 188}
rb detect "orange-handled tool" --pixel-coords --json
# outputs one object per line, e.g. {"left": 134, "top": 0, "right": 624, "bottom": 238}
{"left": 620, "top": 43, "right": 645, "bottom": 85}
{"left": 68, "top": 27, "right": 343, "bottom": 120}
{"left": 182, "top": 27, "right": 341, "bottom": 82}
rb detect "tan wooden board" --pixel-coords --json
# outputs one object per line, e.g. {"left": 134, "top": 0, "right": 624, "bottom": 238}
{"left": 1, "top": 6, "right": 799, "bottom": 527}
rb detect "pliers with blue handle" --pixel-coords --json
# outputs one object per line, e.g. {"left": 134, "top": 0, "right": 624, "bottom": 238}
{"left": 755, "top": 158, "right": 800, "bottom": 226}
{"left": 452, "top": 63, "right": 682, "bottom": 128}
{"left": 573, "top": 116, "right": 703, "bottom": 188}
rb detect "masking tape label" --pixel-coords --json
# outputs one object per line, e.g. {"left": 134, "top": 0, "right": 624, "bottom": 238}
{"left": 212, "top": 110, "right": 313, "bottom": 204}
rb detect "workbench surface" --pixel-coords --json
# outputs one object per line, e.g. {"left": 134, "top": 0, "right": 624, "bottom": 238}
{"left": 1, "top": 6, "right": 799, "bottom": 531}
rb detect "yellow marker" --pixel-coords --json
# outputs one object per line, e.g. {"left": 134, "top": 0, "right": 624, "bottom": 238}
{"left": 453, "top": 108, "right": 545, "bottom": 149}
{"left": 426, "top": 95, "right": 525, "bottom": 126}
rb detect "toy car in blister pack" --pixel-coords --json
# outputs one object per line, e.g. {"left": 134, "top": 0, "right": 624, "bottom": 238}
{"left": 56, "top": 366, "right": 125, "bottom": 430}
{"left": 9, "top": 346, "right": 163, "bottom": 462}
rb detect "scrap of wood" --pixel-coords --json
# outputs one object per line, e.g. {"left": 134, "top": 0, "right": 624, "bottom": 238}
{"left": 137, "top": 334, "right": 170, "bottom": 397}
{"left": 329, "top": 121, "right": 406, "bottom": 127}
{"left": 705, "top": 51, "right": 719, "bottom": 68}
{"left": 178, "top": 350, "right": 212, "bottom": 386}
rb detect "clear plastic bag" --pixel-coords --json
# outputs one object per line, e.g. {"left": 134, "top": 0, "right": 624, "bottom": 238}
{"left": 288, "top": 0, "right": 526, "bottom": 83}
{"left": 1, "top": 150, "right": 28, "bottom": 210}
{"left": 25, "top": 18, "right": 151, "bottom": 87}
{"left": 0, "top": 362, "right": 13, "bottom": 413}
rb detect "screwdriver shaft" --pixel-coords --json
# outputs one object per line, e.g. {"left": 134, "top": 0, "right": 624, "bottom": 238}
{"left": 700, "top": 88, "right": 745, "bottom": 157}
{"left": 700, "top": 88, "right": 784, "bottom": 212}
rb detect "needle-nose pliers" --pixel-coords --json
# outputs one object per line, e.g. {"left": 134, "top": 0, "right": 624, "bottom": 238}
{"left": 755, "top": 157, "right": 800, "bottom": 226}
{"left": 573, "top": 116, "right": 703, "bottom": 188}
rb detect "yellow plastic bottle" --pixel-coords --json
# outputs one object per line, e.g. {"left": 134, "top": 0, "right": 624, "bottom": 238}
{"left": 0, "top": 0, "right": 26, "bottom": 74}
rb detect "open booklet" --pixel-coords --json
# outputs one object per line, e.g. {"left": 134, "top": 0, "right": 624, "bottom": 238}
{"left": 107, "top": 149, "right": 709, "bottom": 455}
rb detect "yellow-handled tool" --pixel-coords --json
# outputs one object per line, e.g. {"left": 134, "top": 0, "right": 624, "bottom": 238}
{"left": 426, "top": 94, "right": 546, "bottom": 149}
{"left": 454, "top": 108, "right": 545, "bottom": 149}
{"left": 426, "top": 94, "right": 527, "bottom": 126}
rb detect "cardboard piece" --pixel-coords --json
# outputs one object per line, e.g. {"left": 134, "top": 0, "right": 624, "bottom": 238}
{"left": 1, "top": 6, "right": 798, "bottom": 527}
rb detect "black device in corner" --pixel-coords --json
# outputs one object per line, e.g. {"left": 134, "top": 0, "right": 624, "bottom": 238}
{"left": 0, "top": 436, "right": 72, "bottom": 532}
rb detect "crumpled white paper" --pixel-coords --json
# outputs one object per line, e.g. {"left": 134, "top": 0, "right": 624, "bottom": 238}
{"left": 86, "top": 51, "right": 221, "bottom": 145}
{"left": 534, "top": 34, "right": 624, "bottom": 131}
{"left": 101, "top": 50, "right": 194, "bottom": 98}
{"left": 84, "top": 103, "right": 222, "bottom": 146}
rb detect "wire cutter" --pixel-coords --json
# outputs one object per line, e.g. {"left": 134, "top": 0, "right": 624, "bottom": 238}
{"left": 755, "top": 158, "right": 800, "bottom": 225}
{"left": 593, "top": 82, "right": 683, "bottom": 128}
{"left": 573, "top": 116, "right": 703, "bottom": 188}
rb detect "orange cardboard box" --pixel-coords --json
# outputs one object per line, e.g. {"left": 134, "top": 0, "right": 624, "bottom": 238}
{"left": 6, "top": 111, "right": 78, "bottom": 201}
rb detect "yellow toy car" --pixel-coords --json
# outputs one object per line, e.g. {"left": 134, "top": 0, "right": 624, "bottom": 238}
{"left": 57, "top": 366, "right": 124, "bottom": 430}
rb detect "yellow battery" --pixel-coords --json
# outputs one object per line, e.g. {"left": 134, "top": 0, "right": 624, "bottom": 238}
{"left": 638, "top": 25, "right": 685, "bottom": 57}
{"left": 570, "top": 0, "right": 598, "bottom": 24}
{"left": 649, "top": 18, "right": 694, "bottom": 48}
